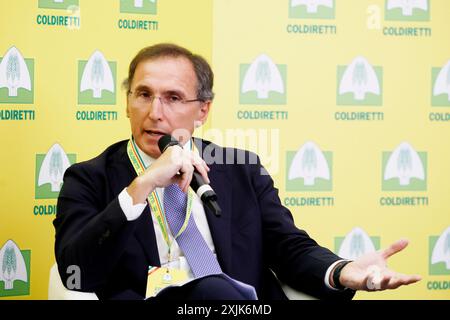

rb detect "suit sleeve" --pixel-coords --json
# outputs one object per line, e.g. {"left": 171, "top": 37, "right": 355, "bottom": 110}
{"left": 54, "top": 162, "right": 139, "bottom": 292}
{"left": 250, "top": 155, "right": 355, "bottom": 299}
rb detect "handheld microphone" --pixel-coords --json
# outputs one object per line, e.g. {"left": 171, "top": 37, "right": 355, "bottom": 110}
{"left": 158, "top": 135, "right": 222, "bottom": 217}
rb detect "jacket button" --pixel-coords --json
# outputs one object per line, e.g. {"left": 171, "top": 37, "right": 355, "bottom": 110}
{"left": 98, "top": 230, "right": 111, "bottom": 245}
{"left": 102, "top": 230, "right": 111, "bottom": 238}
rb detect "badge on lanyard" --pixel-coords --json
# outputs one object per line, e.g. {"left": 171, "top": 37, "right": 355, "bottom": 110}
{"left": 146, "top": 266, "right": 189, "bottom": 298}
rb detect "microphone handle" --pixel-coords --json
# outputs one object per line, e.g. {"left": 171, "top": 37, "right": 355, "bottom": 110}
{"left": 192, "top": 172, "right": 221, "bottom": 217}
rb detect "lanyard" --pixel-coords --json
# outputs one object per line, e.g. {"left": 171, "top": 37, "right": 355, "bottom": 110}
{"left": 126, "top": 138, "right": 194, "bottom": 248}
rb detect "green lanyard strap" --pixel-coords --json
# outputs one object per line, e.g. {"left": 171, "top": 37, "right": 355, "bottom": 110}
{"left": 126, "top": 138, "right": 194, "bottom": 247}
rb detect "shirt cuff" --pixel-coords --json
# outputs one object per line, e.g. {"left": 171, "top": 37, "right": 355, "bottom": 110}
{"left": 118, "top": 188, "right": 147, "bottom": 221}
{"left": 324, "top": 259, "right": 347, "bottom": 291}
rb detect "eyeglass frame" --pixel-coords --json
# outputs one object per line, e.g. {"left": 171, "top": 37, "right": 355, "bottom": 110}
{"left": 127, "top": 90, "right": 205, "bottom": 109}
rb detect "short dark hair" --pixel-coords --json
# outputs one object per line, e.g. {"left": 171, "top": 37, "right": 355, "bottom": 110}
{"left": 123, "top": 43, "right": 214, "bottom": 101}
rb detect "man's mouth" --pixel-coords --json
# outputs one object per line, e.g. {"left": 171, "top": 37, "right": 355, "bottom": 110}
{"left": 145, "top": 130, "right": 167, "bottom": 137}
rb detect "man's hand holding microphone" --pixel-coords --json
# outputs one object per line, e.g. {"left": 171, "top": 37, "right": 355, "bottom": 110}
{"left": 126, "top": 135, "right": 221, "bottom": 216}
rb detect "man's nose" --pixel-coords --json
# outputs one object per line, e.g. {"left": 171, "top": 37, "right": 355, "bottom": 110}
{"left": 148, "top": 96, "right": 164, "bottom": 120}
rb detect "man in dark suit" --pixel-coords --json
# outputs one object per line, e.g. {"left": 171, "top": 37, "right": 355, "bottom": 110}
{"left": 54, "top": 43, "right": 421, "bottom": 300}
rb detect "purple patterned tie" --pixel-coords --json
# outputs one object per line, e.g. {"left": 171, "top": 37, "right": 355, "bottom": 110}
{"left": 163, "top": 184, "right": 222, "bottom": 278}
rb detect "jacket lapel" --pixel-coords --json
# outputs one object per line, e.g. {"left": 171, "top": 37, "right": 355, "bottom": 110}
{"left": 194, "top": 138, "right": 233, "bottom": 273}
{"left": 206, "top": 167, "right": 232, "bottom": 273}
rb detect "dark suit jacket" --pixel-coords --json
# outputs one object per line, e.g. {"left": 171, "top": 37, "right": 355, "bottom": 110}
{"left": 54, "top": 139, "right": 355, "bottom": 300}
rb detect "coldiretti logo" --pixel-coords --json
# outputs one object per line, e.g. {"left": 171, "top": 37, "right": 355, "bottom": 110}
{"left": 429, "top": 226, "right": 450, "bottom": 275}
{"left": 335, "top": 227, "right": 380, "bottom": 260}
{"left": 432, "top": 59, "right": 450, "bottom": 107}
{"left": 337, "top": 56, "right": 383, "bottom": 106}
{"left": 286, "top": 141, "right": 332, "bottom": 191}
{"left": 35, "top": 143, "right": 76, "bottom": 199}
{"left": 0, "top": 46, "right": 34, "bottom": 104}
{"left": 382, "top": 142, "right": 427, "bottom": 191}
{"left": 120, "top": 0, "right": 157, "bottom": 14}
{"left": 289, "top": 0, "right": 335, "bottom": 19}
{"left": 78, "top": 50, "right": 116, "bottom": 105}
{"left": 0, "top": 240, "right": 30, "bottom": 297}
{"left": 38, "top": 0, "right": 79, "bottom": 10}
{"left": 385, "top": 0, "right": 430, "bottom": 21}
{"left": 240, "top": 54, "right": 286, "bottom": 105}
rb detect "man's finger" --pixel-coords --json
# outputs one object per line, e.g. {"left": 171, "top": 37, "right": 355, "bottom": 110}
{"left": 178, "top": 173, "right": 191, "bottom": 193}
{"left": 385, "top": 273, "right": 422, "bottom": 290}
{"left": 191, "top": 152, "right": 210, "bottom": 183}
{"left": 194, "top": 162, "right": 210, "bottom": 184}
{"left": 192, "top": 153, "right": 210, "bottom": 172}
{"left": 381, "top": 239, "right": 409, "bottom": 259}
{"left": 179, "top": 158, "right": 194, "bottom": 193}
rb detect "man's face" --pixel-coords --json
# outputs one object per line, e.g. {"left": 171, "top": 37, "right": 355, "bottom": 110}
{"left": 127, "top": 56, "right": 210, "bottom": 158}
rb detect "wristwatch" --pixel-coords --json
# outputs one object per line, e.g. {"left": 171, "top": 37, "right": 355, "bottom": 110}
{"left": 332, "top": 260, "right": 352, "bottom": 290}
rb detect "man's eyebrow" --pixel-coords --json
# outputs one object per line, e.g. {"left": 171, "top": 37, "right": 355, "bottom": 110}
{"left": 165, "top": 89, "right": 185, "bottom": 97}
{"left": 133, "top": 84, "right": 151, "bottom": 92}
{"left": 131, "top": 85, "right": 186, "bottom": 97}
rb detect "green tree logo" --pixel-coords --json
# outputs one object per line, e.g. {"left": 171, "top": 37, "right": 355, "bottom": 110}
{"left": 78, "top": 50, "right": 116, "bottom": 104}
{"left": 398, "top": 148, "right": 412, "bottom": 173}
{"left": 349, "top": 233, "right": 365, "bottom": 258}
{"left": 301, "top": 147, "right": 317, "bottom": 174}
{"left": 0, "top": 46, "right": 34, "bottom": 103}
{"left": 352, "top": 62, "right": 367, "bottom": 87}
{"left": 49, "top": 149, "right": 64, "bottom": 191}
{"left": 286, "top": 141, "right": 332, "bottom": 191}
{"left": 2, "top": 246, "right": 17, "bottom": 290}
{"left": 240, "top": 54, "right": 286, "bottom": 105}
{"left": 255, "top": 61, "right": 270, "bottom": 85}
{"left": 91, "top": 57, "right": 105, "bottom": 98}
{"left": 382, "top": 142, "right": 426, "bottom": 191}
{"left": 6, "top": 53, "right": 20, "bottom": 91}
{"left": 0, "top": 240, "right": 30, "bottom": 296}
{"left": 36, "top": 143, "right": 76, "bottom": 199}
{"left": 337, "top": 56, "right": 382, "bottom": 105}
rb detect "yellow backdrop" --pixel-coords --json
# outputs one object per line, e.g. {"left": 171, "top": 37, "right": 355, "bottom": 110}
{"left": 0, "top": 0, "right": 448, "bottom": 299}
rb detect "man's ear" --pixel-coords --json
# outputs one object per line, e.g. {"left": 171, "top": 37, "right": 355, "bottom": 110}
{"left": 197, "top": 101, "right": 211, "bottom": 125}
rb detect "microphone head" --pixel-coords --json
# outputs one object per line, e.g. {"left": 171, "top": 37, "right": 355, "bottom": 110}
{"left": 158, "top": 134, "right": 180, "bottom": 153}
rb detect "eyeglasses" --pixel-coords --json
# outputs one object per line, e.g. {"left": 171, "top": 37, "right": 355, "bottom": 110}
{"left": 128, "top": 90, "right": 204, "bottom": 110}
